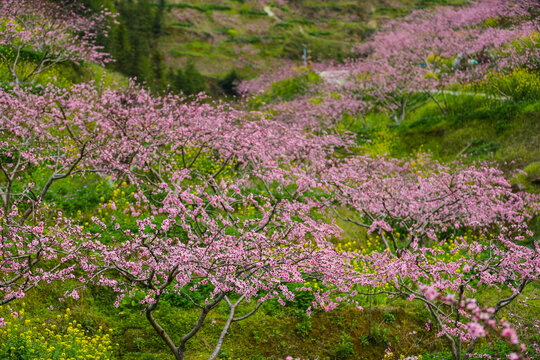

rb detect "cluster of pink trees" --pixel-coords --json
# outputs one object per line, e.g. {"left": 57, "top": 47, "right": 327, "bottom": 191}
{"left": 240, "top": 0, "right": 538, "bottom": 124}
{"left": 0, "top": 77, "right": 357, "bottom": 358}
{"left": 0, "top": 83, "right": 107, "bottom": 304}
{"left": 347, "top": 0, "right": 539, "bottom": 123}
{"left": 0, "top": 0, "right": 113, "bottom": 85}
{"left": 233, "top": 0, "right": 539, "bottom": 358}
{"left": 0, "top": 0, "right": 538, "bottom": 360}
{"left": 322, "top": 155, "right": 539, "bottom": 359}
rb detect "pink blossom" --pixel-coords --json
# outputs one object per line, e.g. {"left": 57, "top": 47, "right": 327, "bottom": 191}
{"left": 467, "top": 322, "right": 487, "bottom": 338}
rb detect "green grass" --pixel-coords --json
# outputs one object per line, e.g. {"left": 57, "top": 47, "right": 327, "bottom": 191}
{"left": 228, "top": 35, "right": 262, "bottom": 44}
{"left": 163, "top": 3, "right": 231, "bottom": 12}
{"left": 358, "top": 89, "right": 540, "bottom": 180}
{"left": 169, "top": 49, "right": 212, "bottom": 57}
{"left": 170, "top": 22, "right": 194, "bottom": 28}
{"left": 308, "top": 30, "right": 333, "bottom": 36}
{"left": 12, "top": 278, "right": 538, "bottom": 359}
{"left": 5, "top": 282, "right": 446, "bottom": 360}
{"left": 288, "top": 18, "right": 315, "bottom": 25}
{"left": 235, "top": 9, "right": 267, "bottom": 16}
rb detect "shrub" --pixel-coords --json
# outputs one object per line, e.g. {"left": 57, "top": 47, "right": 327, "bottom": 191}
{"left": 219, "top": 69, "right": 242, "bottom": 96}
{"left": 266, "top": 71, "right": 320, "bottom": 101}
{"left": 330, "top": 333, "right": 355, "bottom": 360}
{"left": 169, "top": 61, "right": 206, "bottom": 95}
{"left": 486, "top": 69, "right": 540, "bottom": 102}
{"left": 382, "top": 311, "right": 396, "bottom": 325}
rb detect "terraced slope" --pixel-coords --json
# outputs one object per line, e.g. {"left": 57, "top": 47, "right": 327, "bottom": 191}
{"left": 157, "top": 0, "right": 460, "bottom": 77}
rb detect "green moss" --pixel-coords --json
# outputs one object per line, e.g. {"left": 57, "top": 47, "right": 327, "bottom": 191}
{"left": 170, "top": 22, "right": 194, "bottom": 28}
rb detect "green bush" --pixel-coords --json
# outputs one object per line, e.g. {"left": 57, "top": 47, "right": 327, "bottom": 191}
{"left": 382, "top": 311, "right": 396, "bottom": 325}
{"left": 368, "top": 327, "right": 389, "bottom": 346}
{"left": 171, "top": 22, "right": 193, "bottom": 28}
{"left": 330, "top": 333, "right": 355, "bottom": 360}
{"left": 169, "top": 61, "right": 206, "bottom": 95}
{"left": 265, "top": 71, "right": 320, "bottom": 101}
{"left": 524, "top": 161, "right": 540, "bottom": 179}
{"left": 294, "top": 311, "right": 312, "bottom": 338}
{"left": 219, "top": 69, "right": 242, "bottom": 96}
{"left": 487, "top": 69, "right": 540, "bottom": 102}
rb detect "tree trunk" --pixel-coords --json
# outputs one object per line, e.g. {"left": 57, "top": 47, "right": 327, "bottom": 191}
{"left": 463, "top": 339, "right": 479, "bottom": 360}
{"left": 145, "top": 301, "right": 185, "bottom": 360}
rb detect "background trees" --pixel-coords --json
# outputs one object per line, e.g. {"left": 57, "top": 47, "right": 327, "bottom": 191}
{"left": 0, "top": 0, "right": 112, "bottom": 85}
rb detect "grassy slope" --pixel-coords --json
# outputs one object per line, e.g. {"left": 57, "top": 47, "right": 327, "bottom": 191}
{"left": 366, "top": 87, "right": 540, "bottom": 192}
{"left": 15, "top": 264, "right": 540, "bottom": 359}
{"left": 157, "top": 0, "right": 446, "bottom": 78}
{"left": 158, "top": 0, "right": 540, "bottom": 187}
{"left": 16, "top": 279, "right": 449, "bottom": 360}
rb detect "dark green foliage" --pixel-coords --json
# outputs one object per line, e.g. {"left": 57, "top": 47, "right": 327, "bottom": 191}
{"left": 164, "top": 3, "right": 231, "bottom": 12}
{"left": 171, "top": 22, "right": 194, "bottom": 28}
{"left": 237, "top": 8, "right": 267, "bottom": 16}
{"left": 108, "top": 21, "right": 131, "bottom": 70}
{"left": 169, "top": 61, "right": 206, "bottom": 95}
{"left": 114, "top": 1, "right": 154, "bottom": 79}
{"left": 288, "top": 287, "right": 316, "bottom": 311}
{"left": 366, "top": 327, "right": 390, "bottom": 346}
{"left": 150, "top": 49, "right": 166, "bottom": 92}
{"left": 219, "top": 69, "right": 241, "bottom": 96}
{"left": 382, "top": 311, "right": 395, "bottom": 325}
{"left": 229, "top": 35, "right": 262, "bottom": 44}
{"left": 288, "top": 19, "right": 315, "bottom": 25}
{"left": 218, "top": 350, "right": 231, "bottom": 359}
{"left": 84, "top": 0, "right": 166, "bottom": 91}
{"left": 308, "top": 30, "right": 332, "bottom": 36}
{"left": 293, "top": 309, "right": 312, "bottom": 337}
{"left": 274, "top": 22, "right": 294, "bottom": 28}
{"left": 152, "top": 0, "right": 166, "bottom": 37}
{"left": 205, "top": 4, "right": 232, "bottom": 11}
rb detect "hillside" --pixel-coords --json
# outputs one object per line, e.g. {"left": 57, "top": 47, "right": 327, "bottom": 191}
{"left": 156, "top": 0, "right": 480, "bottom": 76}
{"left": 159, "top": 0, "right": 388, "bottom": 77}
{"left": 90, "top": 0, "right": 473, "bottom": 93}
{"left": 0, "top": 1, "right": 539, "bottom": 360}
